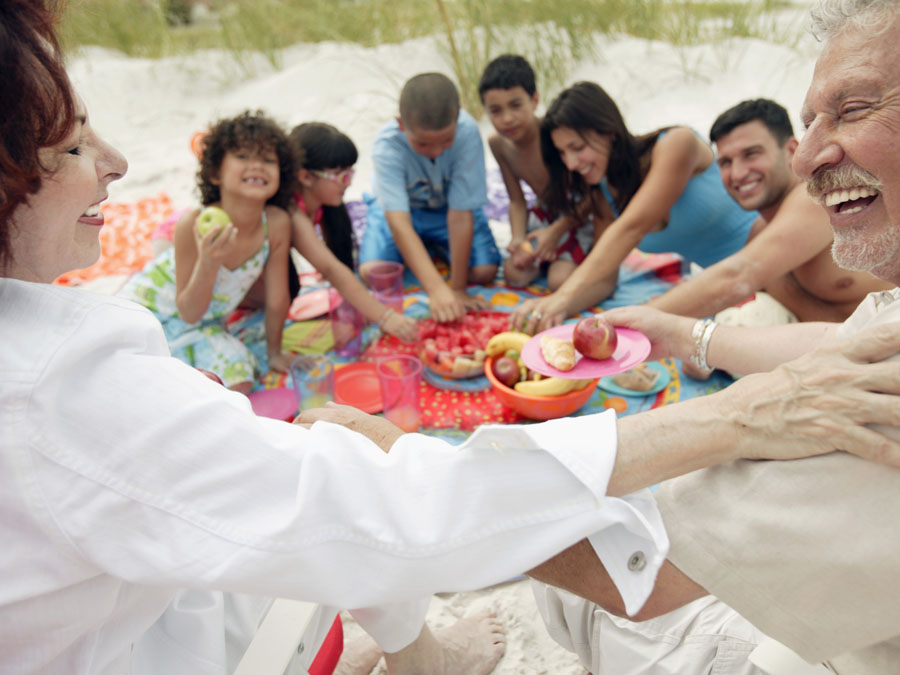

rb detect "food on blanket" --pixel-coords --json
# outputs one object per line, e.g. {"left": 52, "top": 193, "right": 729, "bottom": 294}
{"left": 485, "top": 331, "right": 531, "bottom": 358}
{"left": 491, "top": 356, "right": 521, "bottom": 388}
{"left": 514, "top": 376, "right": 593, "bottom": 396}
{"left": 195, "top": 206, "right": 230, "bottom": 237}
{"left": 611, "top": 363, "right": 660, "bottom": 391}
{"left": 540, "top": 335, "right": 576, "bottom": 371}
{"left": 573, "top": 315, "right": 618, "bottom": 360}
{"left": 520, "top": 238, "right": 535, "bottom": 254}
{"left": 419, "top": 313, "right": 511, "bottom": 378}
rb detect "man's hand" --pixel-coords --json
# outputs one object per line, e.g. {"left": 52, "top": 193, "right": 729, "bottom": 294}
{"left": 294, "top": 402, "right": 405, "bottom": 452}
{"left": 724, "top": 322, "right": 900, "bottom": 467}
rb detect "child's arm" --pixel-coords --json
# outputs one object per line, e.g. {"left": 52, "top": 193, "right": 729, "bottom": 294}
{"left": 291, "top": 210, "right": 418, "bottom": 342}
{"left": 174, "top": 207, "right": 237, "bottom": 324}
{"left": 446, "top": 209, "right": 487, "bottom": 312}
{"left": 489, "top": 136, "right": 530, "bottom": 254}
{"left": 262, "top": 207, "right": 294, "bottom": 373}
{"left": 384, "top": 210, "right": 468, "bottom": 322}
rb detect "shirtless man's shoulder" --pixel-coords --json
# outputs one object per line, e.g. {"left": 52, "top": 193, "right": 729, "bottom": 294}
{"left": 764, "top": 183, "right": 893, "bottom": 320}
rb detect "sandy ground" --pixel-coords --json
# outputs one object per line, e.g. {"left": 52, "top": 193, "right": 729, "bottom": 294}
{"left": 67, "top": 6, "right": 821, "bottom": 672}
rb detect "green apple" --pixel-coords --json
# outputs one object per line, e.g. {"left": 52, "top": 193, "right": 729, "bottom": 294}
{"left": 195, "top": 206, "right": 230, "bottom": 237}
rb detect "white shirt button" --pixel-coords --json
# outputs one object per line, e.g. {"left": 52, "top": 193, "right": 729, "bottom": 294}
{"left": 628, "top": 551, "right": 646, "bottom": 571}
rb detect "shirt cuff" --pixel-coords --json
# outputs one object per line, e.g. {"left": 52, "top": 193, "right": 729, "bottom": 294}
{"left": 458, "top": 411, "right": 618, "bottom": 499}
{"left": 587, "top": 490, "right": 669, "bottom": 616}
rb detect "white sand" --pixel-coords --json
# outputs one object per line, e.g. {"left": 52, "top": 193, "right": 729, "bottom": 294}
{"left": 67, "top": 7, "right": 820, "bottom": 672}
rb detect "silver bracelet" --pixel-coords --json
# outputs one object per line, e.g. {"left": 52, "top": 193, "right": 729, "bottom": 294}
{"left": 690, "top": 319, "right": 718, "bottom": 371}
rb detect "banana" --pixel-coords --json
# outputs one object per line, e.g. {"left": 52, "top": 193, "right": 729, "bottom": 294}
{"left": 485, "top": 331, "right": 532, "bottom": 358}
{"left": 513, "top": 376, "right": 593, "bottom": 397}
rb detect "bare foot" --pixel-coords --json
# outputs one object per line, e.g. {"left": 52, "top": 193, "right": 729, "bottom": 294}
{"left": 384, "top": 610, "right": 506, "bottom": 675}
{"left": 334, "top": 634, "right": 383, "bottom": 675}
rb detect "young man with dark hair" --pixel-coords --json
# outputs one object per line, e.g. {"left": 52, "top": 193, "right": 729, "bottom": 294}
{"left": 647, "top": 97, "right": 890, "bottom": 348}
{"left": 479, "top": 54, "right": 593, "bottom": 289}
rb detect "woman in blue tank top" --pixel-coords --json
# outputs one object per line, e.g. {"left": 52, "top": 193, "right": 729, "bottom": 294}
{"left": 509, "top": 81, "right": 756, "bottom": 333}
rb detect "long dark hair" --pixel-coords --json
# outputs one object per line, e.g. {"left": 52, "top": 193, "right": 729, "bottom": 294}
{"left": 540, "top": 81, "right": 667, "bottom": 217}
{"left": 289, "top": 122, "right": 358, "bottom": 270}
{"left": 0, "top": 0, "right": 76, "bottom": 268}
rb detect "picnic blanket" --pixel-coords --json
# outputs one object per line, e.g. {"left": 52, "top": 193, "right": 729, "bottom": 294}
{"left": 54, "top": 175, "right": 734, "bottom": 442}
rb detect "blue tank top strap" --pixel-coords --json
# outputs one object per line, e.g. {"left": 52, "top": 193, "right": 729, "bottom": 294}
{"left": 598, "top": 178, "right": 620, "bottom": 218}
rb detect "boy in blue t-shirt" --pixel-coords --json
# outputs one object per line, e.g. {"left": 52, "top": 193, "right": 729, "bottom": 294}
{"left": 359, "top": 73, "right": 500, "bottom": 322}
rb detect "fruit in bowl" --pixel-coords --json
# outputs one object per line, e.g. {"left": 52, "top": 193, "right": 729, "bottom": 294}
{"left": 418, "top": 313, "right": 512, "bottom": 379}
{"left": 573, "top": 315, "right": 618, "bottom": 360}
{"left": 484, "top": 356, "right": 598, "bottom": 421}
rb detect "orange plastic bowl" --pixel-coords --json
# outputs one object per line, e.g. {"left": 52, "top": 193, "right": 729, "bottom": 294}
{"left": 484, "top": 356, "right": 598, "bottom": 421}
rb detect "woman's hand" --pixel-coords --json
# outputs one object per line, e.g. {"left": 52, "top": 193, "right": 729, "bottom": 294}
{"left": 384, "top": 311, "right": 419, "bottom": 343}
{"left": 294, "top": 402, "right": 405, "bottom": 453}
{"left": 601, "top": 305, "right": 696, "bottom": 362}
{"left": 724, "top": 322, "right": 900, "bottom": 467}
{"left": 508, "top": 292, "right": 570, "bottom": 334}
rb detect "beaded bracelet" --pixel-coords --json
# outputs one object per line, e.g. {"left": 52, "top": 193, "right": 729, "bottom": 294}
{"left": 689, "top": 318, "right": 718, "bottom": 371}
{"left": 378, "top": 308, "right": 395, "bottom": 330}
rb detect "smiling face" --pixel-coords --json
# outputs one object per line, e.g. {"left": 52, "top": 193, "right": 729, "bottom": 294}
{"left": 483, "top": 86, "right": 539, "bottom": 143}
{"left": 213, "top": 145, "right": 280, "bottom": 202}
{"left": 550, "top": 126, "right": 613, "bottom": 186}
{"left": 793, "top": 18, "right": 900, "bottom": 282}
{"left": 399, "top": 120, "right": 457, "bottom": 160}
{"left": 7, "top": 98, "right": 127, "bottom": 282}
{"left": 716, "top": 120, "right": 798, "bottom": 219}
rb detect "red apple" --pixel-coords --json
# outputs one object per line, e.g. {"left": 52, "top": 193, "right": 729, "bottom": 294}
{"left": 573, "top": 315, "right": 618, "bottom": 360}
{"left": 491, "top": 356, "right": 521, "bottom": 388}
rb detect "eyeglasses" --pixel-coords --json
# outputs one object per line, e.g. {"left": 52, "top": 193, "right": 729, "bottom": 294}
{"left": 311, "top": 168, "right": 355, "bottom": 186}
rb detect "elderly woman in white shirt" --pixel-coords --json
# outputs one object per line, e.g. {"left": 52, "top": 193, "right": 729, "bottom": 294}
{"left": 5, "top": 2, "right": 900, "bottom": 675}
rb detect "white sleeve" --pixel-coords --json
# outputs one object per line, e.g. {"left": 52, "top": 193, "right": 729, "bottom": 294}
{"left": 25, "top": 301, "right": 667, "bottom": 633}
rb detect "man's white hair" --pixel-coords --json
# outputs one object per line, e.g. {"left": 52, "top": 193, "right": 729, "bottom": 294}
{"left": 810, "top": 0, "right": 900, "bottom": 40}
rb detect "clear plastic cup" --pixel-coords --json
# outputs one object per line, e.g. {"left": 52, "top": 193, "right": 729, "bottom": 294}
{"left": 376, "top": 354, "right": 423, "bottom": 433}
{"left": 289, "top": 355, "right": 335, "bottom": 412}
{"left": 329, "top": 289, "right": 364, "bottom": 358}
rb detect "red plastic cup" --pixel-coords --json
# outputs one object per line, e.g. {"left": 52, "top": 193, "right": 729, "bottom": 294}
{"left": 376, "top": 354, "right": 422, "bottom": 432}
{"left": 368, "top": 261, "right": 404, "bottom": 313}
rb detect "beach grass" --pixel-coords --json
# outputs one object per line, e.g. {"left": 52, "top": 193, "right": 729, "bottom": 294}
{"left": 60, "top": 0, "right": 799, "bottom": 114}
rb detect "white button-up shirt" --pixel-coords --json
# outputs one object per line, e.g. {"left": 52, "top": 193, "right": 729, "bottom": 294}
{"left": 0, "top": 279, "right": 667, "bottom": 674}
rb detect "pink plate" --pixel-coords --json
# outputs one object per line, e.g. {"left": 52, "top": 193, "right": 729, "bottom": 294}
{"left": 288, "top": 288, "right": 331, "bottom": 321}
{"left": 248, "top": 387, "right": 298, "bottom": 422}
{"left": 521, "top": 323, "right": 651, "bottom": 379}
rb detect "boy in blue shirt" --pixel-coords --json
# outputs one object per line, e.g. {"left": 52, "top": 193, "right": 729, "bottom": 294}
{"left": 359, "top": 73, "right": 500, "bottom": 322}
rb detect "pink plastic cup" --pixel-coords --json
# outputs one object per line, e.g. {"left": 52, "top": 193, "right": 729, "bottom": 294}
{"left": 368, "top": 261, "right": 404, "bottom": 313}
{"left": 329, "top": 289, "right": 364, "bottom": 358}
{"left": 376, "top": 354, "right": 423, "bottom": 433}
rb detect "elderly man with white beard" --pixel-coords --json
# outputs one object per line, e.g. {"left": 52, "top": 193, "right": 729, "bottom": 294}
{"left": 525, "top": 1, "right": 900, "bottom": 673}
